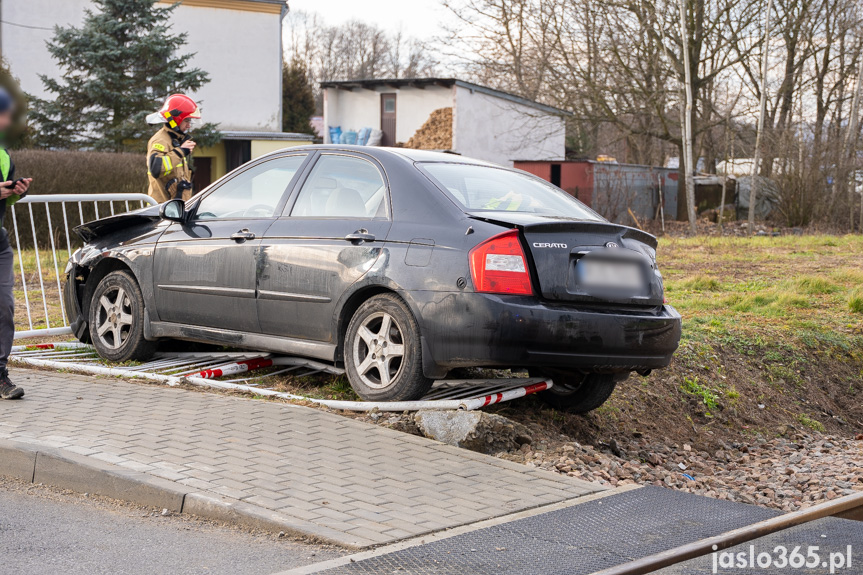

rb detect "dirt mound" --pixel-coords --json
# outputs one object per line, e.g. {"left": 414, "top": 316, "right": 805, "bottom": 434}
{"left": 404, "top": 108, "right": 452, "bottom": 150}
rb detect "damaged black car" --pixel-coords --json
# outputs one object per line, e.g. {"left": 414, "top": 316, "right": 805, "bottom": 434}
{"left": 64, "top": 146, "right": 681, "bottom": 412}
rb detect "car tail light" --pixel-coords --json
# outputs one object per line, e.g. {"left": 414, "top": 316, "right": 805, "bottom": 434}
{"left": 469, "top": 230, "right": 533, "bottom": 295}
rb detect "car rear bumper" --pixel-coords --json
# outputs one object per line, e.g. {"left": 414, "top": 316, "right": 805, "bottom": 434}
{"left": 410, "top": 292, "right": 681, "bottom": 376}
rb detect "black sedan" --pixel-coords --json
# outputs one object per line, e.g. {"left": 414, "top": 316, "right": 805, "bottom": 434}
{"left": 64, "top": 146, "right": 681, "bottom": 412}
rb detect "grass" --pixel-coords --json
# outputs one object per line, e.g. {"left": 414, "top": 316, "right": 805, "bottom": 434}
{"left": 661, "top": 235, "right": 863, "bottom": 353}
{"left": 797, "top": 413, "right": 825, "bottom": 432}
{"left": 680, "top": 375, "right": 719, "bottom": 413}
{"left": 850, "top": 289, "right": 863, "bottom": 314}
{"left": 12, "top": 248, "right": 72, "bottom": 332}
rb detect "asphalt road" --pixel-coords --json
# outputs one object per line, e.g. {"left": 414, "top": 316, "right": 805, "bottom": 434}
{"left": 0, "top": 478, "right": 341, "bottom": 575}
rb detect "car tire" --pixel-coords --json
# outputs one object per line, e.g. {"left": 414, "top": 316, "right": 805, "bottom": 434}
{"left": 536, "top": 372, "right": 618, "bottom": 414}
{"left": 345, "top": 294, "right": 432, "bottom": 401}
{"left": 88, "top": 270, "right": 156, "bottom": 363}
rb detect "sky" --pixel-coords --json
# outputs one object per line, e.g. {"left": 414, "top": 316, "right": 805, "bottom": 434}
{"left": 286, "top": 0, "right": 451, "bottom": 39}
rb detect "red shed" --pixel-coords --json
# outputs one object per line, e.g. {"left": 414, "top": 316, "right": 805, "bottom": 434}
{"left": 513, "top": 160, "right": 679, "bottom": 224}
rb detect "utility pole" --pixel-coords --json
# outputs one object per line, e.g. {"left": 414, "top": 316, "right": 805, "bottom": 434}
{"left": 748, "top": 0, "right": 773, "bottom": 235}
{"left": 678, "top": 0, "right": 697, "bottom": 234}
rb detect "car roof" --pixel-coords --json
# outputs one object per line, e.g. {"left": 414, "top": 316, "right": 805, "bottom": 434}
{"left": 258, "top": 145, "right": 501, "bottom": 167}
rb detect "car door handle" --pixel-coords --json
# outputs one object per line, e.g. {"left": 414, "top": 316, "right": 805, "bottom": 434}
{"left": 231, "top": 229, "right": 256, "bottom": 242}
{"left": 344, "top": 229, "right": 375, "bottom": 243}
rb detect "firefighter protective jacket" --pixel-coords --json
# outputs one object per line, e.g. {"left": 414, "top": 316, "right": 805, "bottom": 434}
{"left": 147, "top": 125, "right": 193, "bottom": 203}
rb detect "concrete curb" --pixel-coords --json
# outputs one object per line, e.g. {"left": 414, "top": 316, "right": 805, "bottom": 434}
{"left": 0, "top": 439, "right": 363, "bottom": 548}
{"left": 0, "top": 440, "right": 38, "bottom": 481}
{"left": 34, "top": 449, "right": 187, "bottom": 512}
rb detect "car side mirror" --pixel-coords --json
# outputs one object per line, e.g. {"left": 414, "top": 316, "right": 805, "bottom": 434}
{"left": 160, "top": 199, "right": 186, "bottom": 222}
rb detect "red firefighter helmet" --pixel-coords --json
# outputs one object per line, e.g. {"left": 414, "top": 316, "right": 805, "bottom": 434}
{"left": 146, "top": 94, "right": 201, "bottom": 128}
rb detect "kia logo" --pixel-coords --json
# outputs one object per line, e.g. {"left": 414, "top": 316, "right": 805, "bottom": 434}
{"left": 605, "top": 242, "right": 619, "bottom": 248}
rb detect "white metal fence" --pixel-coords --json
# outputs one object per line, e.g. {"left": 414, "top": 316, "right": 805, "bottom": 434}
{"left": 9, "top": 193, "right": 157, "bottom": 339}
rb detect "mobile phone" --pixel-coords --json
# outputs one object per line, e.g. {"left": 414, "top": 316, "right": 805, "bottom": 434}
{"left": 6, "top": 178, "right": 27, "bottom": 205}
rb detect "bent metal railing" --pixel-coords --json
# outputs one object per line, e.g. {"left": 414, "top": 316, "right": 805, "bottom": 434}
{"left": 9, "top": 193, "right": 157, "bottom": 339}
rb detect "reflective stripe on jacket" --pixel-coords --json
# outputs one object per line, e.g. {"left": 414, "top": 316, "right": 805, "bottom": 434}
{"left": 147, "top": 125, "right": 193, "bottom": 204}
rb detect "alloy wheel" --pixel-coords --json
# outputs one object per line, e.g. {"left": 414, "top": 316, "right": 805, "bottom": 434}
{"left": 352, "top": 311, "right": 405, "bottom": 389}
{"left": 95, "top": 287, "right": 133, "bottom": 350}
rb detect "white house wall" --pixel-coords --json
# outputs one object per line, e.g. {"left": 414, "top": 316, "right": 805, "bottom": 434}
{"left": 0, "top": 0, "right": 282, "bottom": 132}
{"left": 453, "top": 86, "right": 565, "bottom": 166}
{"left": 324, "top": 85, "right": 453, "bottom": 144}
{"left": 324, "top": 88, "right": 381, "bottom": 141}
{"left": 176, "top": 4, "right": 282, "bottom": 131}
{"left": 1, "top": 0, "right": 91, "bottom": 101}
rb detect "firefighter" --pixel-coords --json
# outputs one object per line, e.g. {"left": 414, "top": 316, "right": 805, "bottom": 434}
{"left": 145, "top": 94, "right": 201, "bottom": 203}
{"left": 0, "top": 87, "right": 31, "bottom": 399}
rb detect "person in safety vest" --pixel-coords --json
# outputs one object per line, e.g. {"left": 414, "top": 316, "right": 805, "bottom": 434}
{"left": 145, "top": 94, "right": 200, "bottom": 203}
{"left": 0, "top": 87, "right": 31, "bottom": 399}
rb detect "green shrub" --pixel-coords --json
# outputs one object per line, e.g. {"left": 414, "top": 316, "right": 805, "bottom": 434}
{"left": 4, "top": 149, "right": 149, "bottom": 249}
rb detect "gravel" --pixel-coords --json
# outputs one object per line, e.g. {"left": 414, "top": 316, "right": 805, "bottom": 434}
{"left": 364, "top": 412, "right": 862, "bottom": 513}
{"left": 498, "top": 433, "right": 862, "bottom": 512}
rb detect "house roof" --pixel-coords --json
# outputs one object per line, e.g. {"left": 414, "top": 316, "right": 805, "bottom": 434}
{"left": 221, "top": 131, "right": 315, "bottom": 141}
{"left": 158, "top": 0, "right": 286, "bottom": 14}
{"left": 320, "top": 78, "right": 572, "bottom": 116}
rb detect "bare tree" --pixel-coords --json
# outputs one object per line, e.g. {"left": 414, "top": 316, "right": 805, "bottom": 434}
{"left": 283, "top": 10, "right": 439, "bottom": 105}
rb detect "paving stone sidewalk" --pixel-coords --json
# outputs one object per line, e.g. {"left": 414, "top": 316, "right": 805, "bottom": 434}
{"left": 0, "top": 369, "right": 602, "bottom": 548}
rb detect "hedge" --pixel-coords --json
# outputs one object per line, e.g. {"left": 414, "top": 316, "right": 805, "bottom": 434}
{"left": 3, "top": 149, "right": 150, "bottom": 250}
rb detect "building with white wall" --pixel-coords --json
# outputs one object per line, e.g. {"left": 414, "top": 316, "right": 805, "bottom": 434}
{"left": 321, "top": 78, "right": 568, "bottom": 167}
{"left": 0, "top": 0, "right": 312, "bottom": 186}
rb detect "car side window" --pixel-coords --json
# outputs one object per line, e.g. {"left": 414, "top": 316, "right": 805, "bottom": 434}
{"left": 289, "top": 155, "right": 388, "bottom": 218}
{"left": 194, "top": 155, "right": 307, "bottom": 220}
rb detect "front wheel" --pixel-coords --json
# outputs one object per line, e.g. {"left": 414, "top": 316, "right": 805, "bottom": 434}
{"left": 536, "top": 371, "right": 619, "bottom": 414}
{"left": 344, "top": 294, "right": 432, "bottom": 401}
{"left": 88, "top": 270, "right": 156, "bottom": 363}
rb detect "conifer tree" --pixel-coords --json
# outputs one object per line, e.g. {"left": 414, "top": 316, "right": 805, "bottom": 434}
{"left": 282, "top": 58, "right": 316, "bottom": 135}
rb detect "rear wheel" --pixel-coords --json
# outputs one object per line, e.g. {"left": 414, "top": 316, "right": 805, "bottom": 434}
{"left": 344, "top": 294, "right": 432, "bottom": 401}
{"left": 88, "top": 270, "right": 156, "bottom": 363}
{"left": 535, "top": 371, "right": 619, "bottom": 414}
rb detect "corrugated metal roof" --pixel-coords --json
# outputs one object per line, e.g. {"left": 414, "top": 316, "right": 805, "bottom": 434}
{"left": 221, "top": 131, "right": 315, "bottom": 141}
{"left": 320, "top": 78, "right": 572, "bottom": 116}
{"left": 160, "top": 0, "right": 286, "bottom": 8}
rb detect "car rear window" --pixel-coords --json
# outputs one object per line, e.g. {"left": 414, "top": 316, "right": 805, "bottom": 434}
{"left": 420, "top": 163, "right": 603, "bottom": 221}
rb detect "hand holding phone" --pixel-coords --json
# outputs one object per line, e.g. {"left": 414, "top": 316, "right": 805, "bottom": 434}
{"left": 1, "top": 178, "right": 31, "bottom": 203}
{"left": 12, "top": 178, "right": 32, "bottom": 195}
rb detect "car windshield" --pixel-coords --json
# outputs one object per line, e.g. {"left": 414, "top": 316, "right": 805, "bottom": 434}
{"left": 420, "top": 163, "right": 603, "bottom": 221}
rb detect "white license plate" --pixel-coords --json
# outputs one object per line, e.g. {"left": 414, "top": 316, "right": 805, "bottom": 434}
{"left": 578, "top": 259, "right": 644, "bottom": 291}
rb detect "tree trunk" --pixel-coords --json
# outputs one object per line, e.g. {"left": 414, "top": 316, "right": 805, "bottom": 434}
{"left": 678, "top": 0, "right": 698, "bottom": 233}
{"left": 749, "top": 0, "right": 774, "bottom": 234}
{"left": 842, "top": 53, "right": 863, "bottom": 232}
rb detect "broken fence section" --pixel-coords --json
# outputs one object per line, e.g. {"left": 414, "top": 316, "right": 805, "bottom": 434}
{"left": 10, "top": 343, "right": 552, "bottom": 412}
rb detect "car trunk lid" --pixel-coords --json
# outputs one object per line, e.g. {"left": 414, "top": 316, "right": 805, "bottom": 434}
{"left": 468, "top": 212, "right": 664, "bottom": 306}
